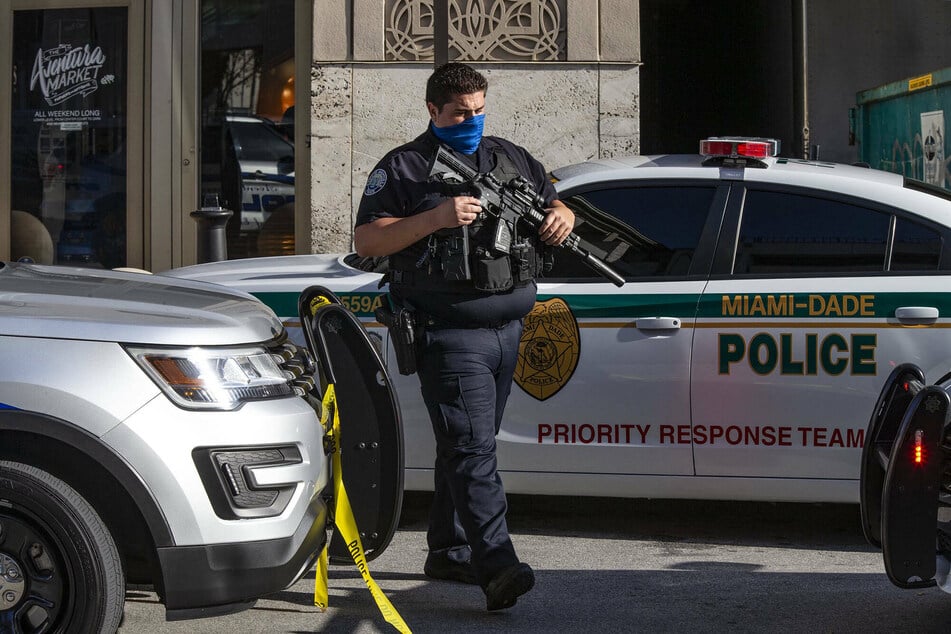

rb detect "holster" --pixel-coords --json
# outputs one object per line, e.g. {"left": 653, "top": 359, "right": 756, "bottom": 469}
{"left": 375, "top": 303, "right": 421, "bottom": 375}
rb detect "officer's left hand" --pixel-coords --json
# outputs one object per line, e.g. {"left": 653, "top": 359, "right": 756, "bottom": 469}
{"left": 539, "top": 200, "right": 575, "bottom": 246}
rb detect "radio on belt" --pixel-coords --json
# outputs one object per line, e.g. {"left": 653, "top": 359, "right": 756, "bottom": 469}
{"left": 699, "top": 137, "right": 780, "bottom": 167}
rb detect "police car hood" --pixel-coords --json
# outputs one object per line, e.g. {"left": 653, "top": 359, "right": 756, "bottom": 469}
{"left": 0, "top": 262, "right": 283, "bottom": 345}
{"left": 164, "top": 253, "right": 384, "bottom": 296}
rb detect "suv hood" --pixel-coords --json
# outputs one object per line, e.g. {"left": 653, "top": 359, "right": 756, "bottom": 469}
{"left": 164, "top": 253, "right": 384, "bottom": 294}
{"left": 0, "top": 263, "right": 283, "bottom": 345}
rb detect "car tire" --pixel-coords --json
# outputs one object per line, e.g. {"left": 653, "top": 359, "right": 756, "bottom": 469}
{"left": 0, "top": 461, "right": 124, "bottom": 633}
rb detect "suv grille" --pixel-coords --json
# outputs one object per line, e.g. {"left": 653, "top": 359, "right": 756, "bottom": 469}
{"left": 268, "top": 339, "right": 320, "bottom": 399}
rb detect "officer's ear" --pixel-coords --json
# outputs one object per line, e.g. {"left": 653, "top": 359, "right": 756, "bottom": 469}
{"left": 426, "top": 101, "right": 440, "bottom": 121}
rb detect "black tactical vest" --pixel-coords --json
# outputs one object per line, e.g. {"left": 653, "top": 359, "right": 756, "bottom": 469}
{"left": 388, "top": 147, "right": 545, "bottom": 293}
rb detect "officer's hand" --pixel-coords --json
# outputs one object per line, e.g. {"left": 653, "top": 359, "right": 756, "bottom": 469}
{"left": 436, "top": 196, "right": 482, "bottom": 229}
{"left": 539, "top": 200, "right": 575, "bottom": 246}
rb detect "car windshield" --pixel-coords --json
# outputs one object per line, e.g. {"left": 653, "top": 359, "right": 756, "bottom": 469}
{"left": 230, "top": 121, "right": 293, "bottom": 162}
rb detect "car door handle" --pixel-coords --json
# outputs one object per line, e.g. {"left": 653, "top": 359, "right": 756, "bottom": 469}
{"left": 895, "top": 306, "right": 939, "bottom": 323}
{"left": 635, "top": 317, "right": 681, "bottom": 330}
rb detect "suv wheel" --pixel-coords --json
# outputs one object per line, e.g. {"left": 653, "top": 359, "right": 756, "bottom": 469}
{"left": 0, "top": 461, "right": 124, "bottom": 633}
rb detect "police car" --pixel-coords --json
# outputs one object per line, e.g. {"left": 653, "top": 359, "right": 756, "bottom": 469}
{"left": 202, "top": 114, "right": 295, "bottom": 235}
{"left": 166, "top": 137, "right": 951, "bottom": 504}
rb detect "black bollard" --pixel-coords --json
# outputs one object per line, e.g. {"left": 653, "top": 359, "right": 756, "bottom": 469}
{"left": 190, "top": 194, "right": 233, "bottom": 263}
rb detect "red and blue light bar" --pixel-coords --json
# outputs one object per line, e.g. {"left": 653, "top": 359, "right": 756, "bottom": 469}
{"left": 700, "top": 137, "right": 780, "bottom": 160}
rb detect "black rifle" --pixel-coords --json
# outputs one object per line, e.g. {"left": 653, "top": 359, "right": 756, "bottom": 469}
{"left": 428, "top": 145, "right": 625, "bottom": 287}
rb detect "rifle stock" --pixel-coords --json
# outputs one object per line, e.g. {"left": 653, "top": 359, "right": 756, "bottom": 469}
{"left": 428, "top": 145, "right": 625, "bottom": 287}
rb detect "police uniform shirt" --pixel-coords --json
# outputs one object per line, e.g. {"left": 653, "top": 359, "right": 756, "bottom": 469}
{"left": 357, "top": 128, "right": 558, "bottom": 326}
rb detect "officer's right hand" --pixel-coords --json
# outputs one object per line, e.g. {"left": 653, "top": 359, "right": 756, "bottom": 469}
{"left": 436, "top": 196, "right": 482, "bottom": 229}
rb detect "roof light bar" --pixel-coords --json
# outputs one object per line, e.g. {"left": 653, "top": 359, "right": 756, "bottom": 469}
{"left": 700, "top": 137, "right": 780, "bottom": 160}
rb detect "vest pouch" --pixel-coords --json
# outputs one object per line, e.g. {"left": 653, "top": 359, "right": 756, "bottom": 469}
{"left": 473, "top": 254, "right": 514, "bottom": 292}
{"left": 436, "top": 226, "right": 471, "bottom": 281}
{"left": 510, "top": 241, "right": 536, "bottom": 287}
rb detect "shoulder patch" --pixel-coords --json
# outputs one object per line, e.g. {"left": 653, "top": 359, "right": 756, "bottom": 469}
{"left": 364, "top": 168, "right": 388, "bottom": 196}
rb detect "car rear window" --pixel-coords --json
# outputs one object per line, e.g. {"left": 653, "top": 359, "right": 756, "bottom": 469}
{"left": 891, "top": 216, "right": 943, "bottom": 271}
{"left": 735, "top": 190, "right": 890, "bottom": 274}
{"left": 735, "top": 189, "right": 944, "bottom": 275}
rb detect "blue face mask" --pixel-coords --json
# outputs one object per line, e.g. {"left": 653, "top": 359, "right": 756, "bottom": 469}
{"left": 430, "top": 113, "right": 485, "bottom": 155}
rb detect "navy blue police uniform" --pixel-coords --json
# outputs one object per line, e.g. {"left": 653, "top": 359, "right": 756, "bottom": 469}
{"left": 356, "top": 127, "right": 556, "bottom": 592}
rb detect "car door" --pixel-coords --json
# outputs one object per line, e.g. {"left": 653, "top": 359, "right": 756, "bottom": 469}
{"left": 692, "top": 182, "right": 951, "bottom": 487}
{"left": 298, "top": 285, "right": 403, "bottom": 562}
{"left": 492, "top": 181, "right": 728, "bottom": 490}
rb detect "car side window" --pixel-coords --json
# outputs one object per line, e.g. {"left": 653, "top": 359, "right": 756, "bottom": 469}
{"left": 735, "top": 190, "right": 891, "bottom": 275}
{"left": 555, "top": 186, "right": 717, "bottom": 279}
{"left": 891, "top": 216, "right": 943, "bottom": 271}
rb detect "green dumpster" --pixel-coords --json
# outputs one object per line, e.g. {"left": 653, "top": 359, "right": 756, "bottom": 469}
{"left": 853, "top": 67, "right": 951, "bottom": 191}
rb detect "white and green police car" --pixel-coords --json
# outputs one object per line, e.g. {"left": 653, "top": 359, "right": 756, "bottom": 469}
{"left": 166, "top": 137, "right": 951, "bottom": 505}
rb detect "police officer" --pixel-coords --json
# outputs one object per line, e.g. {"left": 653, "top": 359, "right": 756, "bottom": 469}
{"left": 354, "top": 62, "right": 574, "bottom": 611}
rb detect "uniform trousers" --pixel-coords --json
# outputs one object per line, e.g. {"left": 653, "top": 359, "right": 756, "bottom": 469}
{"left": 416, "top": 319, "right": 523, "bottom": 587}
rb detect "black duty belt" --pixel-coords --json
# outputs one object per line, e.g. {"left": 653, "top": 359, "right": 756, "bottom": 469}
{"left": 424, "top": 316, "right": 510, "bottom": 330}
{"left": 385, "top": 269, "right": 474, "bottom": 291}
{"left": 386, "top": 270, "right": 510, "bottom": 330}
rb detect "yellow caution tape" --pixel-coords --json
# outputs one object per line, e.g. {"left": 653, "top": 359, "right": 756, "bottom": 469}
{"left": 309, "top": 295, "right": 332, "bottom": 315}
{"left": 313, "top": 384, "right": 412, "bottom": 634}
{"left": 314, "top": 545, "right": 329, "bottom": 610}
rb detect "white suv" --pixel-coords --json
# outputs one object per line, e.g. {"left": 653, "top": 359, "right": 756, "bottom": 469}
{"left": 0, "top": 263, "right": 402, "bottom": 632}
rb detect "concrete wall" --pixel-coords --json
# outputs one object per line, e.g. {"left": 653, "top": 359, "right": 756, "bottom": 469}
{"left": 309, "top": 0, "right": 641, "bottom": 254}
{"left": 807, "top": 0, "right": 951, "bottom": 164}
{"left": 307, "top": 0, "right": 951, "bottom": 254}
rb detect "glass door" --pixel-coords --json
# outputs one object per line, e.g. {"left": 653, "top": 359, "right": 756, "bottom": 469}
{"left": 200, "top": 0, "right": 296, "bottom": 260}
{"left": 5, "top": 2, "right": 143, "bottom": 268}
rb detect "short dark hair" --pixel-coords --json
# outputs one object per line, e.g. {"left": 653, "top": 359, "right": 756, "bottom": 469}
{"left": 425, "top": 63, "right": 488, "bottom": 110}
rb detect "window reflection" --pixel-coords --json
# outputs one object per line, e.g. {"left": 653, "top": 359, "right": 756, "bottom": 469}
{"left": 11, "top": 7, "right": 128, "bottom": 268}
{"left": 559, "top": 186, "right": 716, "bottom": 279}
{"left": 200, "top": 0, "right": 295, "bottom": 260}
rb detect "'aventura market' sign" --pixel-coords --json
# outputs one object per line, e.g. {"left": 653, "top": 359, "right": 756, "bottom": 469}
{"left": 29, "top": 43, "right": 113, "bottom": 112}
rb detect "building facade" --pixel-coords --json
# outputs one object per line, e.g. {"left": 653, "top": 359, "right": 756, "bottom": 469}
{"left": 0, "top": 0, "right": 639, "bottom": 270}
{"left": 0, "top": 1, "right": 946, "bottom": 271}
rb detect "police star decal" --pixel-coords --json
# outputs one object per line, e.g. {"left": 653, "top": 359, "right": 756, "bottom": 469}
{"left": 515, "top": 298, "right": 581, "bottom": 401}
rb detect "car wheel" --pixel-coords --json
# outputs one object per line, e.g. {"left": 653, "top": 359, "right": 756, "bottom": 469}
{"left": 0, "top": 461, "right": 124, "bottom": 633}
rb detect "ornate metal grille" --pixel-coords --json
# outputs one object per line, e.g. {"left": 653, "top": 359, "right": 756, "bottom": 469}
{"left": 385, "top": 0, "right": 566, "bottom": 62}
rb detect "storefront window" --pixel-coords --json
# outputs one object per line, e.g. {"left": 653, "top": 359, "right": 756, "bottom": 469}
{"left": 11, "top": 7, "right": 128, "bottom": 267}
{"left": 200, "top": 0, "right": 295, "bottom": 260}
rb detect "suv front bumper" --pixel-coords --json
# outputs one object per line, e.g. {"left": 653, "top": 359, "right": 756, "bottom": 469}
{"left": 158, "top": 488, "right": 327, "bottom": 620}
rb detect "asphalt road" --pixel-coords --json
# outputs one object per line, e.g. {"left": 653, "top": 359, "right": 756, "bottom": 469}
{"left": 120, "top": 492, "right": 951, "bottom": 633}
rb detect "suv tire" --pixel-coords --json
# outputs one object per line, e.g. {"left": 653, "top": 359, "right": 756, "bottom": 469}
{"left": 0, "top": 461, "right": 124, "bottom": 633}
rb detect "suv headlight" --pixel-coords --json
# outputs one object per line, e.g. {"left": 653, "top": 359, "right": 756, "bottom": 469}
{"left": 126, "top": 345, "right": 294, "bottom": 410}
